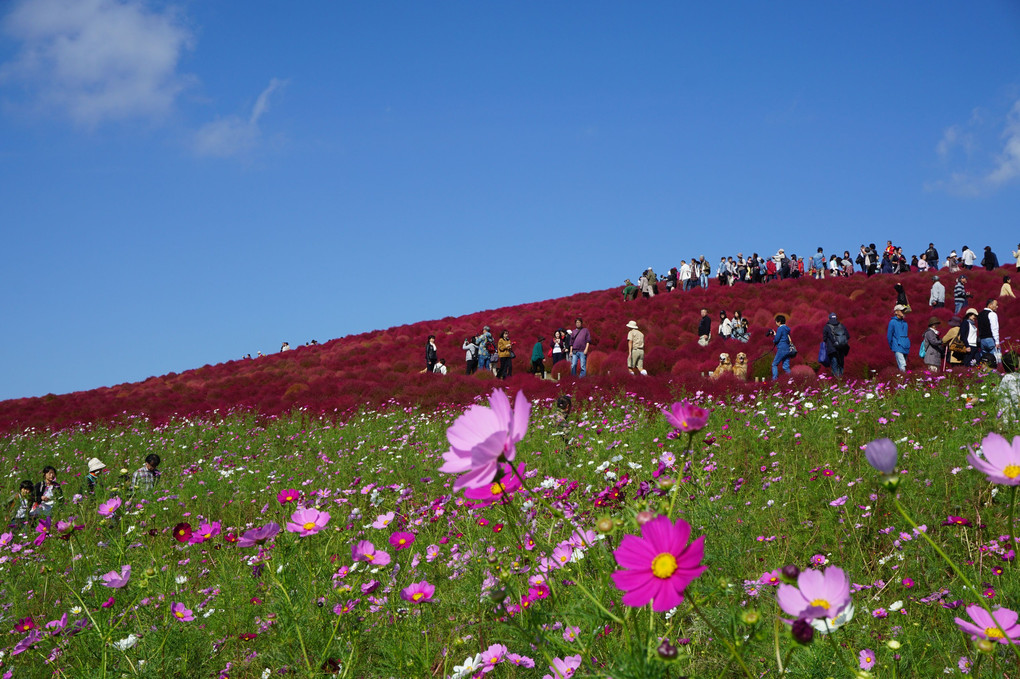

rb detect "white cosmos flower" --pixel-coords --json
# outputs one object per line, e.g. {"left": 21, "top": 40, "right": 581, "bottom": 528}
{"left": 809, "top": 601, "right": 855, "bottom": 634}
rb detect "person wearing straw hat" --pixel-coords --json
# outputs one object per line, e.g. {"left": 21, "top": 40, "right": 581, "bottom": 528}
{"left": 921, "top": 316, "right": 945, "bottom": 372}
{"left": 86, "top": 458, "right": 106, "bottom": 496}
{"left": 626, "top": 320, "right": 647, "bottom": 375}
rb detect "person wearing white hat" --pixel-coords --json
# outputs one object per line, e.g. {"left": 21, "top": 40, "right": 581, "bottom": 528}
{"left": 86, "top": 458, "right": 106, "bottom": 495}
{"left": 626, "top": 321, "right": 646, "bottom": 375}
{"left": 888, "top": 305, "right": 910, "bottom": 373}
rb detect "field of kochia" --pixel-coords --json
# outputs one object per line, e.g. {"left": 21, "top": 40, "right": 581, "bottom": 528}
{"left": 1, "top": 370, "right": 1018, "bottom": 678}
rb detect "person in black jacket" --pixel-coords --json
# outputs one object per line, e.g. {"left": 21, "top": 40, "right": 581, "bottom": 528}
{"left": 424, "top": 335, "right": 438, "bottom": 374}
{"left": 822, "top": 313, "right": 850, "bottom": 378}
{"left": 924, "top": 243, "right": 940, "bottom": 269}
{"left": 697, "top": 309, "right": 712, "bottom": 347}
{"left": 982, "top": 246, "right": 1000, "bottom": 271}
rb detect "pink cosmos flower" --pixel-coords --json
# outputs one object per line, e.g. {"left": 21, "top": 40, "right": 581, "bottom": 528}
{"left": 777, "top": 566, "right": 851, "bottom": 621}
{"left": 98, "top": 497, "right": 122, "bottom": 517}
{"left": 285, "top": 508, "right": 330, "bottom": 536}
{"left": 968, "top": 433, "right": 1020, "bottom": 485}
{"left": 506, "top": 653, "right": 535, "bottom": 667}
{"left": 759, "top": 569, "right": 782, "bottom": 586}
{"left": 190, "top": 521, "right": 221, "bottom": 544}
{"left": 662, "top": 401, "right": 710, "bottom": 432}
{"left": 237, "top": 522, "right": 280, "bottom": 548}
{"left": 400, "top": 580, "right": 435, "bottom": 604}
{"left": 551, "top": 544, "right": 574, "bottom": 567}
{"left": 351, "top": 540, "right": 391, "bottom": 566}
{"left": 101, "top": 565, "right": 131, "bottom": 589}
{"left": 171, "top": 602, "right": 194, "bottom": 622}
{"left": 277, "top": 489, "right": 300, "bottom": 504}
{"left": 542, "top": 654, "right": 582, "bottom": 679}
{"left": 954, "top": 604, "right": 1020, "bottom": 644}
{"left": 858, "top": 649, "right": 875, "bottom": 670}
{"left": 463, "top": 462, "right": 525, "bottom": 508}
{"left": 479, "top": 643, "right": 507, "bottom": 668}
{"left": 439, "top": 389, "right": 531, "bottom": 491}
{"left": 389, "top": 532, "right": 415, "bottom": 550}
{"left": 372, "top": 511, "right": 395, "bottom": 529}
{"left": 611, "top": 515, "right": 707, "bottom": 612}
{"left": 13, "top": 617, "right": 35, "bottom": 633}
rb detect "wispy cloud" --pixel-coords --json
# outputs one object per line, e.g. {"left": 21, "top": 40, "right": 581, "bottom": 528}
{"left": 931, "top": 100, "right": 1020, "bottom": 196}
{"left": 192, "top": 78, "right": 286, "bottom": 158}
{"left": 0, "top": 0, "right": 194, "bottom": 127}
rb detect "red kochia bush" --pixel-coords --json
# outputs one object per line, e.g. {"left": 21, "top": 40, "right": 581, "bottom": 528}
{"left": 0, "top": 266, "right": 1013, "bottom": 432}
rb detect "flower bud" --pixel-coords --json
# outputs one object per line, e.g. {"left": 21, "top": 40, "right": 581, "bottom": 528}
{"left": 596, "top": 516, "right": 615, "bottom": 534}
{"left": 657, "top": 639, "right": 678, "bottom": 661}
{"left": 145, "top": 567, "right": 156, "bottom": 577}
{"left": 880, "top": 474, "right": 901, "bottom": 492}
{"left": 740, "top": 609, "right": 760, "bottom": 624}
{"left": 636, "top": 511, "right": 655, "bottom": 526}
{"left": 976, "top": 638, "right": 995, "bottom": 653}
{"left": 791, "top": 619, "right": 814, "bottom": 644}
{"left": 781, "top": 564, "right": 800, "bottom": 583}
{"left": 886, "top": 639, "right": 901, "bottom": 650}
{"left": 657, "top": 477, "right": 675, "bottom": 491}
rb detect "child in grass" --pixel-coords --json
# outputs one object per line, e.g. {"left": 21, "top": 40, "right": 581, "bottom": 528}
{"left": 6, "top": 480, "right": 34, "bottom": 528}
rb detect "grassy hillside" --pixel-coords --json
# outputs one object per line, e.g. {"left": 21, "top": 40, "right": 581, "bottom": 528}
{"left": 0, "top": 266, "right": 1014, "bottom": 432}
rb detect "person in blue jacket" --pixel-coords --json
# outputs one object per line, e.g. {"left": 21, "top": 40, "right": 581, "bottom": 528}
{"left": 771, "top": 315, "right": 793, "bottom": 379}
{"left": 887, "top": 304, "right": 910, "bottom": 372}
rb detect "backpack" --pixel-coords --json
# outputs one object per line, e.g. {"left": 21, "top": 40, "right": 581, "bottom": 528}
{"left": 919, "top": 339, "right": 927, "bottom": 358}
{"left": 485, "top": 340, "right": 496, "bottom": 355}
{"left": 831, "top": 324, "right": 849, "bottom": 349}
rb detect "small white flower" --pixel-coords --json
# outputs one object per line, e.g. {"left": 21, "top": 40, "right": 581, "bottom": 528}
{"left": 175, "top": 575, "right": 188, "bottom": 585}
{"left": 889, "top": 600, "right": 903, "bottom": 612}
{"left": 112, "top": 634, "right": 139, "bottom": 651}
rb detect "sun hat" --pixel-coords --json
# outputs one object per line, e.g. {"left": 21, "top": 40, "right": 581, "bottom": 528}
{"left": 928, "top": 316, "right": 942, "bottom": 327}
{"left": 87, "top": 458, "right": 106, "bottom": 473}
{"left": 965, "top": 308, "right": 979, "bottom": 317}
{"left": 893, "top": 304, "right": 907, "bottom": 312}
{"left": 626, "top": 320, "right": 639, "bottom": 329}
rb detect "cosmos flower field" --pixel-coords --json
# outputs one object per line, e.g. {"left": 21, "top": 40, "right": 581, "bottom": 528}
{"left": 2, "top": 373, "right": 1019, "bottom": 678}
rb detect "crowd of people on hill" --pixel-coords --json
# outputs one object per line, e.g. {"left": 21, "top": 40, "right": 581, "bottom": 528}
{"left": 5, "top": 455, "right": 162, "bottom": 530}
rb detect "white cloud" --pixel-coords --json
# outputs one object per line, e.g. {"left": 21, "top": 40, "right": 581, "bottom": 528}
{"left": 192, "top": 78, "right": 286, "bottom": 158}
{"left": 0, "top": 0, "right": 194, "bottom": 127}
{"left": 932, "top": 99, "right": 1020, "bottom": 196}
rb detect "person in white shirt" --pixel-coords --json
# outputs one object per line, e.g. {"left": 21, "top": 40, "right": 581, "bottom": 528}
{"left": 719, "top": 311, "right": 733, "bottom": 339}
{"left": 961, "top": 246, "right": 977, "bottom": 269}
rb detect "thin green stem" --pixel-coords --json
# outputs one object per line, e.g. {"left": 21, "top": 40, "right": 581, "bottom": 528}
{"left": 272, "top": 577, "right": 314, "bottom": 676}
{"left": 1008, "top": 485, "right": 1017, "bottom": 541}
{"left": 688, "top": 597, "right": 755, "bottom": 679}
{"left": 894, "top": 498, "right": 1020, "bottom": 662}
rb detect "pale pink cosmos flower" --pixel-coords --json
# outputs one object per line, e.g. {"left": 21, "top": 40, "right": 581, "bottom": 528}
{"left": 777, "top": 566, "right": 851, "bottom": 621}
{"left": 479, "top": 643, "right": 507, "bottom": 668}
{"left": 171, "top": 602, "right": 194, "bottom": 622}
{"left": 542, "top": 654, "right": 582, "bottom": 679}
{"left": 968, "top": 433, "right": 1020, "bottom": 486}
{"left": 439, "top": 389, "right": 531, "bottom": 491}
{"left": 101, "top": 565, "right": 131, "bottom": 589}
{"left": 285, "top": 508, "right": 330, "bottom": 536}
{"left": 954, "top": 604, "right": 1020, "bottom": 643}
{"left": 351, "top": 540, "right": 391, "bottom": 566}
{"left": 372, "top": 511, "right": 395, "bottom": 529}
{"left": 97, "top": 497, "right": 122, "bottom": 517}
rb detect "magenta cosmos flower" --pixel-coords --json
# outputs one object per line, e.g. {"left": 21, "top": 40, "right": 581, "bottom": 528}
{"left": 542, "top": 654, "right": 582, "bottom": 679}
{"left": 277, "top": 488, "right": 300, "bottom": 504}
{"left": 463, "top": 462, "right": 525, "bottom": 508}
{"left": 237, "top": 522, "right": 280, "bottom": 548}
{"left": 98, "top": 497, "right": 122, "bottom": 517}
{"left": 101, "top": 565, "right": 131, "bottom": 589}
{"left": 171, "top": 602, "right": 194, "bottom": 622}
{"left": 189, "top": 521, "right": 221, "bottom": 544}
{"left": 611, "top": 515, "right": 707, "bottom": 612}
{"left": 968, "top": 433, "right": 1020, "bottom": 485}
{"left": 285, "top": 508, "right": 330, "bottom": 537}
{"left": 662, "top": 401, "right": 710, "bottom": 432}
{"left": 777, "top": 566, "right": 851, "bottom": 621}
{"left": 439, "top": 389, "right": 530, "bottom": 491}
{"left": 954, "top": 604, "right": 1020, "bottom": 644}
{"left": 400, "top": 580, "right": 435, "bottom": 604}
{"left": 389, "top": 532, "right": 415, "bottom": 550}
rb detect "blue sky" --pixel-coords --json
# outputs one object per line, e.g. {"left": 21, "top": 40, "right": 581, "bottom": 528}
{"left": 1, "top": 1, "right": 1019, "bottom": 400}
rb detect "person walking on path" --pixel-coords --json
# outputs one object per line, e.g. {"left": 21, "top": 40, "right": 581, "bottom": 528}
{"left": 888, "top": 304, "right": 911, "bottom": 373}
{"left": 569, "top": 318, "right": 592, "bottom": 377}
{"left": 953, "top": 275, "right": 972, "bottom": 314}
{"left": 531, "top": 336, "right": 546, "bottom": 378}
{"left": 626, "top": 320, "right": 647, "bottom": 375}
{"left": 822, "top": 313, "right": 850, "bottom": 378}
{"left": 921, "top": 316, "right": 946, "bottom": 372}
{"left": 982, "top": 246, "right": 1000, "bottom": 271}
{"left": 771, "top": 315, "right": 793, "bottom": 379}
{"left": 462, "top": 337, "right": 478, "bottom": 375}
{"left": 977, "top": 299, "right": 1001, "bottom": 365}
{"left": 496, "top": 330, "right": 514, "bottom": 379}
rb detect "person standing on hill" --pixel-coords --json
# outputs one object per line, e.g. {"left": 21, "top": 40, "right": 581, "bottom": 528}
{"left": 626, "top": 320, "right": 647, "bottom": 375}
{"left": 811, "top": 248, "right": 826, "bottom": 279}
{"left": 496, "top": 329, "right": 514, "bottom": 379}
{"left": 977, "top": 299, "right": 1001, "bottom": 365}
{"left": 982, "top": 246, "right": 1000, "bottom": 271}
{"left": 924, "top": 243, "right": 940, "bottom": 270}
{"left": 961, "top": 245, "right": 977, "bottom": 269}
{"left": 954, "top": 275, "right": 972, "bottom": 314}
{"left": 462, "top": 337, "right": 478, "bottom": 375}
{"left": 531, "top": 336, "right": 546, "bottom": 378}
{"left": 921, "top": 317, "right": 946, "bottom": 372}
{"left": 1002, "top": 275, "right": 1016, "bottom": 300}
{"left": 569, "top": 318, "right": 592, "bottom": 377}
{"left": 1013, "top": 243, "right": 1020, "bottom": 272}
{"left": 697, "top": 309, "right": 711, "bottom": 347}
{"left": 929, "top": 276, "right": 945, "bottom": 308}
{"left": 887, "top": 304, "right": 910, "bottom": 373}
{"left": 475, "top": 326, "right": 494, "bottom": 373}
{"left": 822, "top": 313, "right": 850, "bottom": 378}
{"left": 424, "top": 335, "right": 438, "bottom": 374}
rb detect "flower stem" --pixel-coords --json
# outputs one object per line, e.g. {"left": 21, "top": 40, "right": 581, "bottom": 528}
{"left": 1008, "top": 485, "right": 1017, "bottom": 541}
{"left": 271, "top": 576, "right": 315, "bottom": 676}
{"left": 688, "top": 596, "right": 755, "bottom": 679}
{"left": 893, "top": 498, "right": 1020, "bottom": 661}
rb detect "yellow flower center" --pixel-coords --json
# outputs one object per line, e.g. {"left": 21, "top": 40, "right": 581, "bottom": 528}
{"left": 651, "top": 553, "right": 678, "bottom": 579}
{"left": 681, "top": 420, "right": 688, "bottom": 428}
{"left": 398, "top": 538, "right": 406, "bottom": 545}
{"left": 412, "top": 593, "right": 424, "bottom": 601}
{"left": 986, "top": 627, "right": 1005, "bottom": 639}
{"left": 490, "top": 482, "right": 506, "bottom": 496}
{"left": 174, "top": 611, "right": 185, "bottom": 618}
{"left": 366, "top": 554, "right": 375, "bottom": 562}
{"left": 810, "top": 598, "right": 831, "bottom": 610}
{"left": 303, "top": 522, "right": 316, "bottom": 531}
{"left": 1004, "top": 465, "right": 1020, "bottom": 479}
